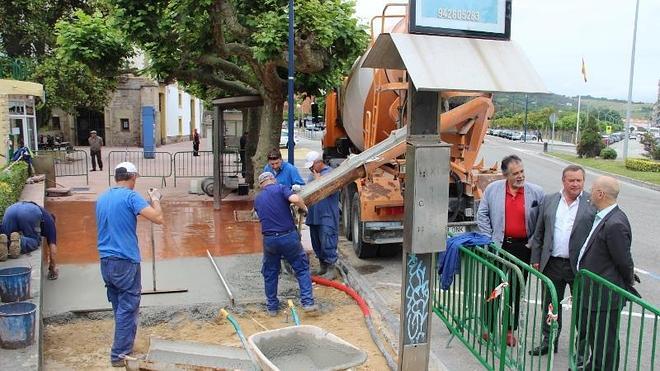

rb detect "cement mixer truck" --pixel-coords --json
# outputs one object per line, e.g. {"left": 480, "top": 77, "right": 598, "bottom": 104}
{"left": 320, "top": 5, "right": 501, "bottom": 258}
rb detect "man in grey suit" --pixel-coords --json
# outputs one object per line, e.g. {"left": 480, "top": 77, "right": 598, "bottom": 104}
{"left": 477, "top": 155, "right": 545, "bottom": 346}
{"left": 528, "top": 165, "right": 596, "bottom": 357}
{"left": 577, "top": 175, "right": 637, "bottom": 371}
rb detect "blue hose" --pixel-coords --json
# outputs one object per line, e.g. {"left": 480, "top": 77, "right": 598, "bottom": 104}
{"left": 287, "top": 299, "right": 301, "bottom": 326}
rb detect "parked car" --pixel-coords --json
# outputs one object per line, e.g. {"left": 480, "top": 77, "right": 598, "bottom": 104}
{"left": 600, "top": 134, "right": 612, "bottom": 146}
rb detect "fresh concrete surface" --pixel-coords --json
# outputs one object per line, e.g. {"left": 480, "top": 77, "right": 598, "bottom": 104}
{"left": 0, "top": 183, "right": 45, "bottom": 371}
{"left": 43, "top": 254, "right": 303, "bottom": 317}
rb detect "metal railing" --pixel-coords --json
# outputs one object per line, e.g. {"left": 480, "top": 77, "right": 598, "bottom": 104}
{"left": 169, "top": 150, "right": 244, "bottom": 187}
{"left": 434, "top": 240, "right": 559, "bottom": 371}
{"left": 434, "top": 245, "right": 512, "bottom": 370}
{"left": 35, "top": 149, "right": 89, "bottom": 185}
{"left": 568, "top": 269, "right": 658, "bottom": 371}
{"left": 107, "top": 151, "right": 172, "bottom": 187}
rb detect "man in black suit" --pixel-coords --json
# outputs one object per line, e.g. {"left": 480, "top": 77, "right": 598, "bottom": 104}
{"left": 577, "top": 175, "right": 636, "bottom": 371}
{"left": 529, "top": 165, "right": 596, "bottom": 356}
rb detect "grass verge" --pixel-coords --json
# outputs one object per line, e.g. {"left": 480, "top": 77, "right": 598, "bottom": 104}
{"left": 548, "top": 152, "right": 660, "bottom": 186}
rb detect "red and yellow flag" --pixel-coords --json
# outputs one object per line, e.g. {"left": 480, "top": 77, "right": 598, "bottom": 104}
{"left": 581, "top": 58, "right": 587, "bottom": 83}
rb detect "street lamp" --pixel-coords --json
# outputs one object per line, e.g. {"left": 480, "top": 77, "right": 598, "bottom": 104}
{"left": 623, "top": 0, "right": 640, "bottom": 161}
{"left": 286, "top": 0, "right": 295, "bottom": 164}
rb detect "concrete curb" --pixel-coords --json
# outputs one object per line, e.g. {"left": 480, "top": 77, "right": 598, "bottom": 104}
{"left": 337, "top": 258, "right": 449, "bottom": 371}
{"left": 543, "top": 153, "right": 660, "bottom": 192}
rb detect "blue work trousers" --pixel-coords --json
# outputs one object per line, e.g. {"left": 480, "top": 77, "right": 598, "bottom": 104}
{"left": 100, "top": 258, "right": 141, "bottom": 362}
{"left": 261, "top": 231, "right": 314, "bottom": 311}
{"left": 309, "top": 224, "right": 338, "bottom": 265}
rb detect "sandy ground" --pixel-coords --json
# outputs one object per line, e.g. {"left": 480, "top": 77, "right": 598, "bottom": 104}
{"left": 43, "top": 285, "right": 390, "bottom": 370}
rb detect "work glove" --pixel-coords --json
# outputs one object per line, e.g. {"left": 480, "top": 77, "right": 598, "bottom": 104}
{"left": 292, "top": 184, "right": 302, "bottom": 193}
{"left": 148, "top": 188, "right": 163, "bottom": 202}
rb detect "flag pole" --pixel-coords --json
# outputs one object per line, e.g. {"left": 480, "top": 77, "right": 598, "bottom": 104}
{"left": 576, "top": 95, "right": 581, "bottom": 144}
{"left": 623, "top": 0, "right": 640, "bottom": 161}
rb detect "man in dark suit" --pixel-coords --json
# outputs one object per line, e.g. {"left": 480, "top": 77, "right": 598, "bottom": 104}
{"left": 577, "top": 175, "right": 636, "bottom": 371}
{"left": 529, "top": 165, "right": 596, "bottom": 357}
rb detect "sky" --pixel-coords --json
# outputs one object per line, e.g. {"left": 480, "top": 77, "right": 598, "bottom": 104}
{"left": 354, "top": 0, "right": 660, "bottom": 103}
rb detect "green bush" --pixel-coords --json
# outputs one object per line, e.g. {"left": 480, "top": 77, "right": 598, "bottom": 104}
{"left": 600, "top": 147, "right": 617, "bottom": 160}
{"left": 577, "top": 114, "right": 603, "bottom": 158}
{"left": 0, "top": 162, "right": 29, "bottom": 219}
{"left": 625, "top": 158, "right": 660, "bottom": 172}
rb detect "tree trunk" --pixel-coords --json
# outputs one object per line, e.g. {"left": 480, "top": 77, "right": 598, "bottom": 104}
{"left": 252, "top": 96, "right": 284, "bottom": 188}
{"left": 244, "top": 107, "right": 261, "bottom": 187}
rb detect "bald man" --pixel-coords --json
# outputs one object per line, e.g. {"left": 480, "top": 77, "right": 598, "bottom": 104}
{"left": 576, "top": 176, "right": 637, "bottom": 371}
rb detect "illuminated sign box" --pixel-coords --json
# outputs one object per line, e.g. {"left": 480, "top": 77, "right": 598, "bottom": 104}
{"left": 409, "top": 0, "right": 512, "bottom": 40}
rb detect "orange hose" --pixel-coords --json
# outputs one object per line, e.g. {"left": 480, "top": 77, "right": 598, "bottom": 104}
{"left": 311, "top": 275, "right": 370, "bottom": 317}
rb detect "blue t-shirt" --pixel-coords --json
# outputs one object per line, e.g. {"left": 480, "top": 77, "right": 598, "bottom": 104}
{"left": 254, "top": 184, "right": 296, "bottom": 234}
{"left": 263, "top": 162, "right": 305, "bottom": 189}
{"left": 96, "top": 187, "right": 149, "bottom": 263}
{"left": 305, "top": 166, "right": 339, "bottom": 228}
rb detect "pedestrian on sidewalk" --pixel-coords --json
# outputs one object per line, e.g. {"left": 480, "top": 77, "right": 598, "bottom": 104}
{"left": 477, "top": 155, "right": 545, "bottom": 347}
{"left": 0, "top": 202, "right": 59, "bottom": 279}
{"left": 528, "top": 165, "right": 595, "bottom": 360}
{"left": 239, "top": 131, "right": 248, "bottom": 178}
{"left": 88, "top": 130, "right": 104, "bottom": 171}
{"left": 96, "top": 162, "right": 164, "bottom": 367}
{"left": 192, "top": 128, "right": 200, "bottom": 156}
{"left": 253, "top": 171, "right": 317, "bottom": 316}
{"left": 263, "top": 148, "right": 305, "bottom": 190}
{"left": 537, "top": 129, "right": 543, "bottom": 142}
{"left": 304, "top": 151, "right": 340, "bottom": 280}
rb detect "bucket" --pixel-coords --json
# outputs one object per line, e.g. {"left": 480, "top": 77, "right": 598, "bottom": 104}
{"left": 0, "top": 267, "right": 32, "bottom": 302}
{"left": 0, "top": 302, "right": 37, "bottom": 349}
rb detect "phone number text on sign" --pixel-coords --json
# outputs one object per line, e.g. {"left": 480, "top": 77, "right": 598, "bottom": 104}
{"left": 437, "top": 8, "right": 480, "bottom": 22}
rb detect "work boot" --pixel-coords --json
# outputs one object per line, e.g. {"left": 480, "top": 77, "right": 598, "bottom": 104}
{"left": 8, "top": 232, "right": 21, "bottom": 259}
{"left": 266, "top": 309, "right": 279, "bottom": 317}
{"left": 302, "top": 304, "right": 319, "bottom": 313}
{"left": 316, "top": 262, "right": 328, "bottom": 275}
{"left": 529, "top": 338, "right": 558, "bottom": 356}
{"left": 0, "top": 234, "right": 7, "bottom": 261}
{"left": 111, "top": 359, "right": 125, "bottom": 367}
{"left": 321, "top": 264, "right": 337, "bottom": 280}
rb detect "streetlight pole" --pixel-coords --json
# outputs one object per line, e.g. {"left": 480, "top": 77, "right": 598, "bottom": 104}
{"left": 623, "top": 0, "right": 640, "bottom": 161}
{"left": 523, "top": 94, "right": 529, "bottom": 142}
{"left": 286, "top": 0, "right": 295, "bottom": 164}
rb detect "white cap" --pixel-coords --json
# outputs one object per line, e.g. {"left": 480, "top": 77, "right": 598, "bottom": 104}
{"left": 304, "top": 151, "right": 322, "bottom": 168}
{"left": 115, "top": 161, "right": 138, "bottom": 175}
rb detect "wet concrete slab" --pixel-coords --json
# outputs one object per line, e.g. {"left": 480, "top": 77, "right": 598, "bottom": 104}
{"left": 45, "top": 200, "right": 262, "bottom": 264}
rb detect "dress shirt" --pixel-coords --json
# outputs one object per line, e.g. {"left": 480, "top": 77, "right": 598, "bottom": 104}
{"left": 577, "top": 203, "right": 618, "bottom": 268}
{"left": 552, "top": 191, "right": 581, "bottom": 258}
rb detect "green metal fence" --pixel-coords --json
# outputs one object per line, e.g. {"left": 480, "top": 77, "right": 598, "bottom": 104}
{"left": 568, "top": 269, "right": 658, "bottom": 371}
{"left": 35, "top": 149, "right": 89, "bottom": 185}
{"left": 434, "top": 241, "right": 559, "bottom": 370}
{"left": 434, "top": 245, "right": 512, "bottom": 370}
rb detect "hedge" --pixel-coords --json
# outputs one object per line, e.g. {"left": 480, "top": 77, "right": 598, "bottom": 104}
{"left": 0, "top": 162, "right": 29, "bottom": 219}
{"left": 600, "top": 147, "right": 617, "bottom": 160}
{"left": 625, "top": 158, "right": 660, "bottom": 172}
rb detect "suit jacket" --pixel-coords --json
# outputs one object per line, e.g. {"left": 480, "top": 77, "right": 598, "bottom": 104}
{"left": 578, "top": 206, "right": 636, "bottom": 310}
{"left": 530, "top": 192, "right": 596, "bottom": 273}
{"left": 477, "top": 179, "right": 545, "bottom": 245}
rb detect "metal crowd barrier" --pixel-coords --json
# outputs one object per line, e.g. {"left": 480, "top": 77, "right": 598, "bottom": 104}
{"left": 568, "top": 269, "right": 658, "bottom": 371}
{"left": 35, "top": 149, "right": 89, "bottom": 185}
{"left": 434, "top": 241, "right": 559, "bottom": 371}
{"left": 434, "top": 245, "right": 512, "bottom": 370}
{"left": 172, "top": 150, "right": 243, "bottom": 187}
{"left": 107, "top": 151, "right": 172, "bottom": 187}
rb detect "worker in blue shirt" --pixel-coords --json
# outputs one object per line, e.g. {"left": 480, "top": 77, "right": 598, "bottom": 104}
{"left": 253, "top": 171, "right": 317, "bottom": 316}
{"left": 1, "top": 202, "right": 59, "bottom": 279}
{"left": 96, "top": 162, "right": 164, "bottom": 367}
{"left": 304, "top": 151, "right": 340, "bottom": 280}
{"left": 263, "top": 149, "right": 304, "bottom": 189}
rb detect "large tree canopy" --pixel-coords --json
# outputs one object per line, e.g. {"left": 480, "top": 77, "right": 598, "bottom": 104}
{"left": 110, "top": 0, "right": 368, "bottom": 182}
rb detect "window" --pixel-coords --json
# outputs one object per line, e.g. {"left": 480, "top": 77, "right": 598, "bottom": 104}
{"left": 178, "top": 117, "right": 183, "bottom": 135}
{"left": 178, "top": 92, "right": 182, "bottom": 107}
{"left": 121, "top": 118, "right": 130, "bottom": 131}
{"left": 52, "top": 117, "right": 61, "bottom": 130}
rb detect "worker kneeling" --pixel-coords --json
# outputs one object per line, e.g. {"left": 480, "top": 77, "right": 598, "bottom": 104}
{"left": 254, "top": 172, "right": 318, "bottom": 316}
{"left": 304, "top": 151, "right": 340, "bottom": 280}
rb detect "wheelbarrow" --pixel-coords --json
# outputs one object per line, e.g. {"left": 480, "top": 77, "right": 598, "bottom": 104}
{"left": 247, "top": 325, "right": 367, "bottom": 371}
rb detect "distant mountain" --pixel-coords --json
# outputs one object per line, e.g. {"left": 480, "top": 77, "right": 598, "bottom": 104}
{"left": 492, "top": 93, "right": 653, "bottom": 120}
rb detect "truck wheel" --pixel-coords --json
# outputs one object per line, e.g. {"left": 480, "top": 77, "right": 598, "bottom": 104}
{"left": 341, "top": 190, "right": 352, "bottom": 241}
{"left": 351, "top": 193, "right": 377, "bottom": 259}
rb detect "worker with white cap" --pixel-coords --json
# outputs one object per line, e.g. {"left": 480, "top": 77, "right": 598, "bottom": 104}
{"left": 95, "top": 162, "right": 164, "bottom": 367}
{"left": 304, "top": 151, "right": 340, "bottom": 279}
{"left": 253, "top": 171, "right": 317, "bottom": 316}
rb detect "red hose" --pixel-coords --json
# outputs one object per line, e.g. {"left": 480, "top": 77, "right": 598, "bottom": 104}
{"left": 312, "top": 275, "right": 371, "bottom": 317}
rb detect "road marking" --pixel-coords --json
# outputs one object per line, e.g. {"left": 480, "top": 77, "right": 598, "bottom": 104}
{"left": 635, "top": 267, "right": 660, "bottom": 281}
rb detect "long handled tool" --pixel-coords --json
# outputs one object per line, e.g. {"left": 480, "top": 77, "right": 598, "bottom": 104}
{"left": 142, "top": 223, "right": 188, "bottom": 295}
{"left": 206, "top": 250, "right": 235, "bottom": 307}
